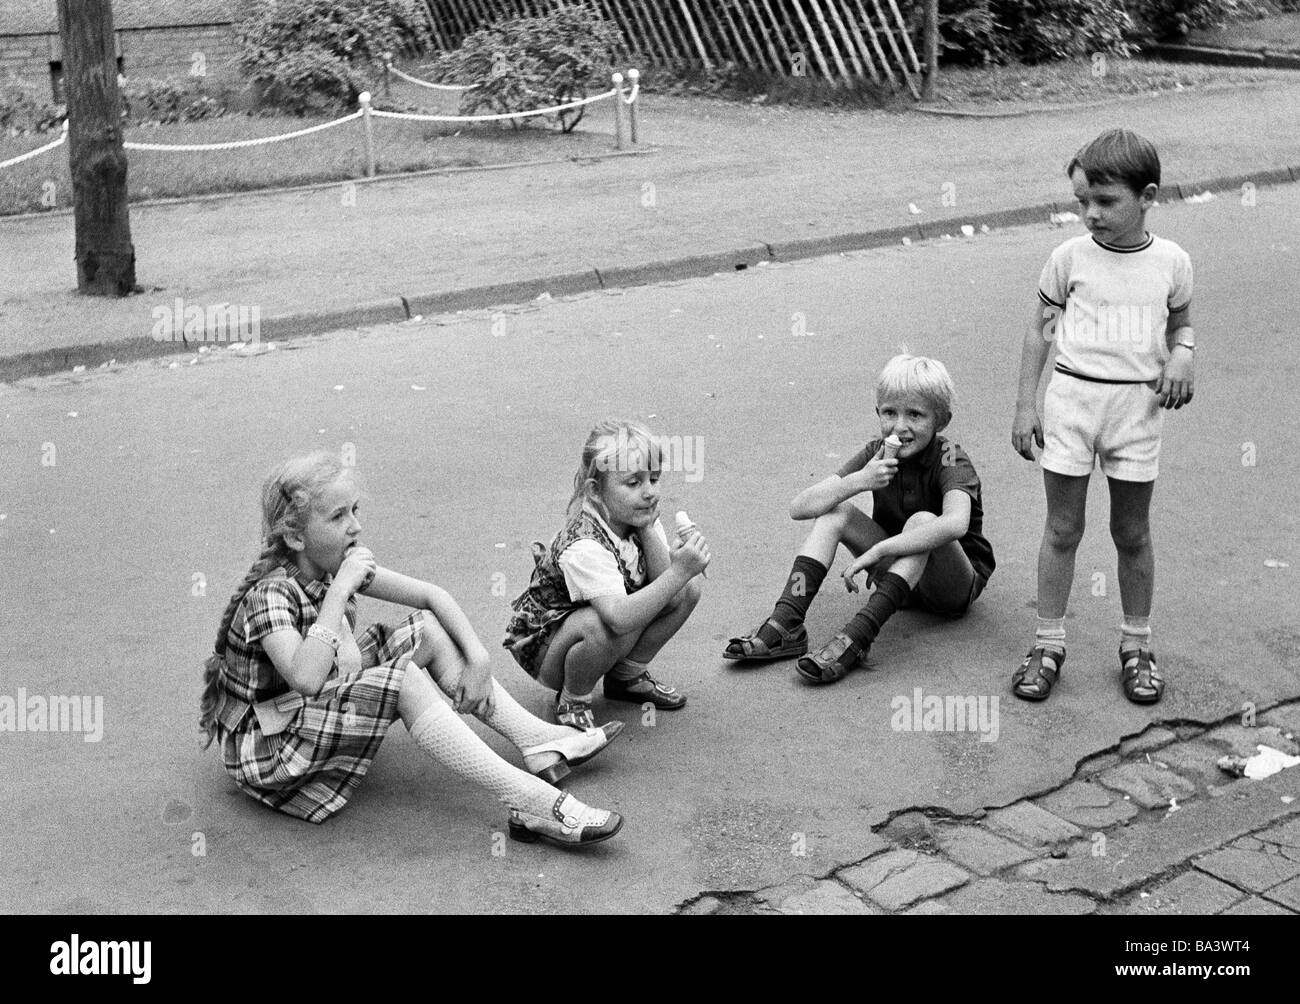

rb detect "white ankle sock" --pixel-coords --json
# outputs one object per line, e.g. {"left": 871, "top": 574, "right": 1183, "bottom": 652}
{"left": 1035, "top": 616, "right": 1066, "bottom": 652}
{"left": 608, "top": 657, "right": 649, "bottom": 682}
{"left": 560, "top": 684, "right": 595, "bottom": 704}
{"left": 1120, "top": 615, "right": 1151, "bottom": 653}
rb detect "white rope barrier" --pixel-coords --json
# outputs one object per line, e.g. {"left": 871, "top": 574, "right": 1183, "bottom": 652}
{"left": 387, "top": 62, "right": 476, "bottom": 91}
{"left": 122, "top": 109, "right": 363, "bottom": 152}
{"left": 0, "top": 120, "right": 67, "bottom": 170}
{"left": 1, "top": 68, "right": 640, "bottom": 175}
{"left": 370, "top": 87, "right": 618, "bottom": 124}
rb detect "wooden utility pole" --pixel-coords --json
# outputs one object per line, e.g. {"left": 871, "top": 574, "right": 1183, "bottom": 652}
{"left": 922, "top": 0, "right": 938, "bottom": 100}
{"left": 57, "top": 0, "right": 137, "bottom": 295}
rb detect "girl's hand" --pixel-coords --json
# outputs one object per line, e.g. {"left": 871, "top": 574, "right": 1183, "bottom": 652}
{"left": 336, "top": 546, "right": 377, "bottom": 596}
{"left": 670, "top": 531, "right": 710, "bottom": 578}
{"left": 1156, "top": 348, "right": 1194, "bottom": 409}
{"left": 454, "top": 653, "right": 495, "bottom": 717}
{"left": 859, "top": 447, "right": 899, "bottom": 492}
{"left": 1012, "top": 405, "right": 1044, "bottom": 461}
{"left": 842, "top": 546, "right": 883, "bottom": 593}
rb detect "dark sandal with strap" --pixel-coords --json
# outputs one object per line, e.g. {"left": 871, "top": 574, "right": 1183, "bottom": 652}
{"left": 1120, "top": 647, "right": 1164, "bottom": 704}
{"left": 1012, "top": 646, "right": 1064, "bottom": 701}
{"left": 722, "top": 618, "right": 808, "bottom": 662}
{"left": 795, "top": 632, "right": 862, "bottom": 685}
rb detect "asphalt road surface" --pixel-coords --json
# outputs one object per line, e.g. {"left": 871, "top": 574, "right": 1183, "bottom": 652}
{"left": 2, "top": 186, "right": 1297, "bottom": 913}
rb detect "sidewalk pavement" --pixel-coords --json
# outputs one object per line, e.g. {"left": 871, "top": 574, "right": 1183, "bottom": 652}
{"left": 3, "top": 81, "right": 1300, "bottom": 380}
{"left": 681, "top": 705, "right": 1300, "bottom": 915}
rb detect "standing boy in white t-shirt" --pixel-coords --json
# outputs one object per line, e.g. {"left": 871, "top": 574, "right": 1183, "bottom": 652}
{"left": 1011, "top": 128, "right": 1196, "bottom": 705}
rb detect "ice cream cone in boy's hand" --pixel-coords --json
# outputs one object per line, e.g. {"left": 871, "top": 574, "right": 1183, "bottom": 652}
{"left": 881, "top": 434, "right": 903, "bottom": 460}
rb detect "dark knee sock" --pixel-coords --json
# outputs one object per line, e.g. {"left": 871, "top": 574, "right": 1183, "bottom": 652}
{"left": 758, "top": 555, "right": 828, "bottom": 646}
{"left": 841, "top": 572, "right": 910, "bottom": 651}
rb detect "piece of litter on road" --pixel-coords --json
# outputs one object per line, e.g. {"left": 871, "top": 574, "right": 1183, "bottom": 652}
{"left": 333, "top": 385, "right": 344, "bottom": 391}
{"left": 1185, "top": 191, "right": 1217, "bottom": 203}
{"left": 908, "top": 203, "right": 922, "bottom": 215}
{"left": 1219, "top": 746, "right": 1300, "bottom": 779}
{"left": 1283, "top": 796, "right": 1296, "bottom": 804}
{"left": 198, "top": 345, "right": 209, "bottom": 353}
{"left": 72, "top": 365, "right": 85, "bottom": 373}
{"left": 901, "top": 237, "right": 912, "bottom": 245}
{"left": 317, "top": 429, "right": 326, "bottom": 434}
{"left": 66, "top": 411, "right": 77, "bottom": 418}
{"left": 941, "top": 234, "right": 953, "bottom": 240}
{"left": 961, "top": 224, "right": 975, "bottom": 237}
{"left": 647, "top": 413, "right": 657, "bottom": 418}
{"left": 495, "top": 543, "right": 505, "bottom": 549}
{"left": 189, "top": 358, "right": 198, "bottom": 365}
{"left": 1264, "top": 559, "right": 1289, "bottom": 568}
{"left": 0, "top": 514, "right": 6, "bottom": 520}
{"left": 1139, "top": 892, "right": 1150, "bottom": 899}
{"left": 1049, "top": 211, "right": 1079, "bottom": 226}
{"left": 168, "top": 361, "right": 179, "bottom": 369}
{"left": 410, "top": 385, "right": 426, "bottom": 391}
{"left": 980, "top": 224, "right": 991, "bottom": 234}
{"left": 534, "top": 292, "right": 552, "bottom": 302}
{"left": 1166, "top": 797, "right": 1180, "bottom": 814}
{"left": 49, "top": 528, "right": 55, "bottom": 534}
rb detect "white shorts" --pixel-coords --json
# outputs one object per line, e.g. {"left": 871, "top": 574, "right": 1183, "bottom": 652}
{"left": 1041, "top": 371, "right": 1163, "bottom": 482}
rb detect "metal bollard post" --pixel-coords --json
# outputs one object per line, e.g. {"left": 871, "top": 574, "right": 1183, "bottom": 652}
{"left": 611, "top": 72, "right": 627, "bottom": 151}
{"left": 627, "top": 68, "right": 640, "bottom": 145}
{"left": 360, "top": 91, "right": 376, "bottom": 178}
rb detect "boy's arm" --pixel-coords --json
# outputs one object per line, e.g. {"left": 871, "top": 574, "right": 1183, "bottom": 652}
{"left": 790, "top": 447, "right": 898, "bottom": 521}
{"left": 1157, "top": 302, "right": 1194, "bottom": 409}
{"left": 790, "top": 472, "right": 870, "bottom": 521}
{"left": 1013, "top": 299, "right": 1054, "bottom": 460}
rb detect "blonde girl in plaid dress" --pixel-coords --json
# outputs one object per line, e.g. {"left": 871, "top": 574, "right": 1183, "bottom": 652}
{"left": 505, "top": 419, "right": 710, "bottom": 728}
{"left": 199, "top": 452, "right": 625, "bottom": 848}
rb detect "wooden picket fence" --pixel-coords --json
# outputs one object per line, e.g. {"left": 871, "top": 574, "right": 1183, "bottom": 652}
{"left": 421, "top": 0, "right": 927, "bottom": 96}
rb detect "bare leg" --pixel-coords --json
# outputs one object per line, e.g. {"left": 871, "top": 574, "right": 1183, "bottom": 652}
{"left": 1107, "top": 476, "right": 1155, "bottom": 619}
{"left": 1038, "top": 470, "right": 1090, "bottom": 619}
{"left": 626, "top": 578, "right": 702, "bottom": 663}
{"left": 798, "top": 501, "right": 889, "bottom": 567}
{"left": 535, "top": 606, "right": 638, "bottom": 695}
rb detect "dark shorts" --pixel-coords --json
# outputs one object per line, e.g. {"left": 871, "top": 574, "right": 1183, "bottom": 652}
{"left": 907, "top": 568, "right": 988, "bottom": 619}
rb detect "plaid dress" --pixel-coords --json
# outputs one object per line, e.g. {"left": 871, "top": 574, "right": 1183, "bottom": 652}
{"left": 212, "top": 562, "right": 424, "bottom": 824}
{"left": 503, "top": 508, "right": 642, "bottom": 678}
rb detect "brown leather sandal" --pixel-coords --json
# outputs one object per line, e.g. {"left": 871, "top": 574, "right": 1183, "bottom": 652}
{"left": 1120, "top": 647, "right": 1164, "bottom": 704}
{"left": 723, "top": 618, "right": 808, "bottom": 662}
{"left": 795, "top": 632, "right": 863, "bottom": 684}
{"left": 1012, "top": 646, "right": 1064, "bottom": 701}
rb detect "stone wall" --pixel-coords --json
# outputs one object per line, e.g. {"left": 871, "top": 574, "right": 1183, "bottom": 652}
{"left": 0, "top": 23, "right": 241, "bottom": 99}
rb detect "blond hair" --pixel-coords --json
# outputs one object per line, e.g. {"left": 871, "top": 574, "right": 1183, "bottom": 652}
{"left": 876, "top": 354, "right": 955, "bottom": 429}
{"left": 198, "top": 452, "right": 355, "bottom": 748}
{"left": 567, "top": 418, "right": 662, "bottom": 517}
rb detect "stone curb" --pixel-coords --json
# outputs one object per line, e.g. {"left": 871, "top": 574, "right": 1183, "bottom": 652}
{"left": 3, "top": 165, "right": 1298, "bottom": 384}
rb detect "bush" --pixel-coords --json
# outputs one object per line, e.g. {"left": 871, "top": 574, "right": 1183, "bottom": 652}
{"left": 1127, "top": 0, "right": 1268, "bottom": 42}
{"left": 235, "top": 0, "right": 433, "bottom": 114}
{"left": 121, "top": 77, "right": 227, "bottom": 125}
{"left": 906, "top": 0, "right": 1135, "bottom": 64}
{"left": 422, "top": 4, "right": 624, "bottom": 132}
{"left": 998, "top": 0, "right": 1135, "bottom": 62}
{"left": 0, "top": 77, "right": 65, "bottom": 135}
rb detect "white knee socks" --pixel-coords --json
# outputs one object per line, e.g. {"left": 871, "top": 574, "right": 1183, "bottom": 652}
{"left": 407, "top": 699, "right": 558, "bottom": 818}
